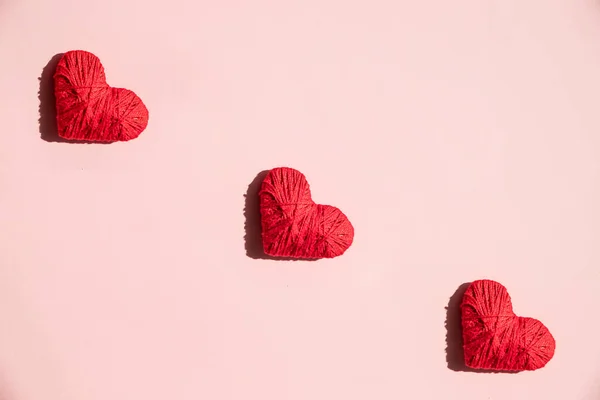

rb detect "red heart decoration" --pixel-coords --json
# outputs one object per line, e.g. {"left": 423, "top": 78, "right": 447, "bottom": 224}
{"left": 259, "top": 167, "right": 354, "bottom": 259}
{"left": 54, "top": 50, "right": 149, "bottom": 142}
{"left": 461, "top": 279, "right": 555, "bottom": 371}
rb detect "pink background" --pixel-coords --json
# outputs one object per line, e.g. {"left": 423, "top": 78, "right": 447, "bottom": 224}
{"left": 0, "top": 0, "right": 600, "bottom": 399}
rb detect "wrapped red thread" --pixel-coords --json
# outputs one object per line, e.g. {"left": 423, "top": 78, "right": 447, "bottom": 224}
{"left": 54, "top": 50, "right": 149, "bottom": 142}
{"left": 461, "top": 279, "right": 555, "bottom": 371}
{"left": 259, "top": 167, "right": 354, "bottom": 259}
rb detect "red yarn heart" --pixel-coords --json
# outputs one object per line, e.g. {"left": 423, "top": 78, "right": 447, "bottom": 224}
{"left": 259, "top": 167, "right": 354, "bottom": 259}
{"left": 461, "top": 280, "right": 555, "bottom": 371}
{"left": 54, "top": 50, "right": 149, "bottom": 142}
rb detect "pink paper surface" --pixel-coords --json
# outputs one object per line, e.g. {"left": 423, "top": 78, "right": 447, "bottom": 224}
{"left": 0, "top": 0, "right": 599, "bottom": 399}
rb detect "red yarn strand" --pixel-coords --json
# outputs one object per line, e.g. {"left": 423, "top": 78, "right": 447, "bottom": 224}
{"left": 259, "top": 167, "right": 354, "bottom": 259}
{"left": 54, "top": 50, "right": 149, "bottom": 142}
{"left": 461, "top": 280, "right": 555, "bottom": 371}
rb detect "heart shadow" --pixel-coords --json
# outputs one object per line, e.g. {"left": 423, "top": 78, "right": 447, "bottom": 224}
{"left": 243, "top": 170, "right": 316, "bottom": 261}
{"left": 38, "top": 53, "right": 103, "bottom": 144}
{"left": 38, "top": 53, "right": 63, "bottom": 142}
{"left": 445, "top": 282, "right": 518, "bottom": 374}
{"left": 445, "top": 282, "right": 471, "bottom": 371}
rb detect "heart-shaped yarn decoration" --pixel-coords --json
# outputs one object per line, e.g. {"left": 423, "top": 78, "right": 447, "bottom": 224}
{"left": 461, "top": 279, "right": 555, "bottom": 371}
{"left": 259, "top": 167, "right": 354, "bottom": 259}
{"left": 54, "top": 50, "right": 149, "bottom": 142}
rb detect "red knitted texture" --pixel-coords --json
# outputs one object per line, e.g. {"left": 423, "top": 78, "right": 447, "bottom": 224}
{"left": 461, "top": 279, "right": 555, "bottom": 371}
{"left": 259, "top": 167, "right": 354, "bottom": 259}
{"left": 54, "top": 50, "right": 149, "bottom": 142}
